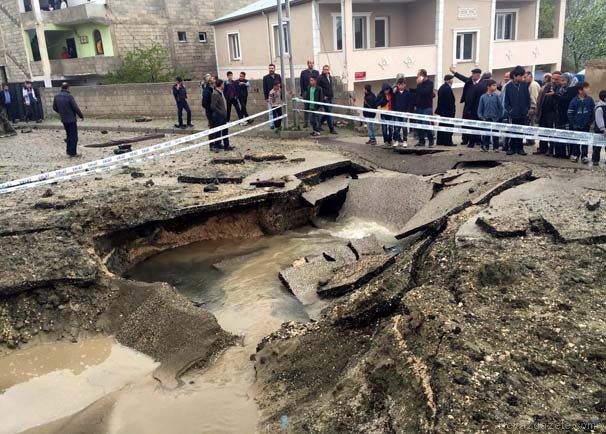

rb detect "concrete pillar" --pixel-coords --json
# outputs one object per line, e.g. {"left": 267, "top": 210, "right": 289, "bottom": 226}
{"left": 435, "top": 0, "right": 445, "bottom": 89}
{"left": 341, "top": 0, "right": 353, "bottom": 91}
{"left": 555, "top": 0, "right": 566, "bottom": 70}
{"left": 31, "top": 0, "right": 51, "bottom": 86}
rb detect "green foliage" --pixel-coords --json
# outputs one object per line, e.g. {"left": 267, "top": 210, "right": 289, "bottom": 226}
{"left": 104, "top": 43, "right": 179, "bottom": 84}
{"left": 538, "top": 0, "right": 556, "bottom": 38}
{"left": 563, "top": 0, "right": 606, "bottom": 71}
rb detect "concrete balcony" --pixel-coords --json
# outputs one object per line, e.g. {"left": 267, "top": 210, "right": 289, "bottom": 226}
{"left": 493, "top": 38, "right": 563, "bottom": 70}
{"left": 46, "top": 56, "right": 118, "bottom": 78}
{"left": 21, "top": 2, "right": 108, "bottom": 27}
{"left": 319, "top": 44, "right": 438, "bottom": 88}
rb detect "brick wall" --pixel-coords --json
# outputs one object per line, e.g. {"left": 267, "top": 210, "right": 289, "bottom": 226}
{"left": 40, "top": 79, "right": 352, "bottom": 119}
{"left": 0, "top": 0, "right": 31, "bottom": 83}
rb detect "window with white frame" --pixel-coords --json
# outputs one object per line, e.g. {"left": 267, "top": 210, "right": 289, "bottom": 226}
{"left": 332, "top": 13, "right": 370, "bottom": 51}
{"left": 455, "top": 31, "right": 477, "bottom": 62}
{"left": 375, "top": 17, "right": 388, "bottom": 48}
{"left": 273, "top": 23, "right": 289, "bottom": 57}
{"left": 199, "top": 32, "right": 207, "bottom": 43}
{"left": 495, "top": 11, "right": 516, "bottom": 41}
{"left": 333, "top": 15, "right": 343, "bottom": 51}
{"left": 228, "top": 32, "right": 241, "bottom": 60}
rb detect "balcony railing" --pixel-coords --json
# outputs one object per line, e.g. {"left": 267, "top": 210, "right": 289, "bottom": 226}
{"left": 47, "top": 56, "right": 119, "bottom": 77}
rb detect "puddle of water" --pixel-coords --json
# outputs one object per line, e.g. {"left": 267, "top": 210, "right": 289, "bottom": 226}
{"left": 0, "top": 338, "right": 158, "bottom": 434}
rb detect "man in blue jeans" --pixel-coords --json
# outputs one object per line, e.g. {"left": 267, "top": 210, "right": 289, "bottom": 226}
{"left": 53, "top": 82, "right": 84, "bottom": 157}
{"left": 414, "top": 69, "right": 435, "bottom": 147}
{"left": 172, "top": 77, "right": 193, "bottom": 129}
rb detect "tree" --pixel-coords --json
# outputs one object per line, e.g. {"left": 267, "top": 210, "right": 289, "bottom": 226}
{"left": 104, "top": 44, "right": 178, "bottom": 84}
{"left": 563, "top": 0, "right": 606, "bottom": 71}
{"left": 538, "top": 0, "right": 556, "bottom": 39}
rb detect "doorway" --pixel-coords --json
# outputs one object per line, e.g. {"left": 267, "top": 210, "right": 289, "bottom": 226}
{"left": 66, "top": 38, "right": 78, "bottom": 59}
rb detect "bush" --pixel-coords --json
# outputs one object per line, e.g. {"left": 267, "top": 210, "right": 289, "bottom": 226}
{"left": 104, "top": 44, "right": 183, "bottom": 84}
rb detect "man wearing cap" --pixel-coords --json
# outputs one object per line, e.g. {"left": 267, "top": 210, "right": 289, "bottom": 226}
{"left": 450, "top": 67, "right": 482, "bottom": 146}
{"left": 435, "top": 74, "right": 456, "bottom": 146}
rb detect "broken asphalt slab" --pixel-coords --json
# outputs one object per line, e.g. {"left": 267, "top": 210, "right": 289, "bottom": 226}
{"left": 302, "top": 175, "right": 350, "bottom": 206}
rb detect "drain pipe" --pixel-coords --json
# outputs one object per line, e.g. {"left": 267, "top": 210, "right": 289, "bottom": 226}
{"left": 285, "top": 0, "right": 298, "bottom": 127}
{"left": 276, "top": 0, "right": 288, "bottom": 128}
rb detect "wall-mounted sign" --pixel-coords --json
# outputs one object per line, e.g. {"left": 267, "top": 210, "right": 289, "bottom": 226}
{"left": 458, "top": 7, "right": 478, "bottom": 19}
{"left": 355, "top": 71, "right": 366, "bottom": 81}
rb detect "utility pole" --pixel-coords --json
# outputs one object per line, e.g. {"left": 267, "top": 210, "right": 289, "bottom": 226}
{"left": 276, "top": 0, "right": 288, "bottom": 128}
{"left": 285, "top": 0, "right": 298, "bottom": 127}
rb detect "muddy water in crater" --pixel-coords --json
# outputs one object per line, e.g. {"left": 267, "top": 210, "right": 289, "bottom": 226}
{"left": 117, "top": 217, "right": 396, "bottom": 434}
{"left": 4, "top": 218, "right": 395, "bottom": 434}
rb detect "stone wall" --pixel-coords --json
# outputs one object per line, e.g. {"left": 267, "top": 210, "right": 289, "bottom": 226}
{"left": 40, "top": 79, "right": 352, "bottom": 119}
{"left": 586, "top": 59, "right": 606, "bottom": 101}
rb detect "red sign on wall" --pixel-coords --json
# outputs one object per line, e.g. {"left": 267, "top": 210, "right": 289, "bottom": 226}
{"left": 354, "top": 71, "right": 367, "bottom": 81}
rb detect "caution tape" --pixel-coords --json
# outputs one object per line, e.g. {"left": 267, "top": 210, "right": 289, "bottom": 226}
{"left": 294, "top": 98, "right": 606, "bottom": 146}
{"left": 0, "top": 107, "right": 277, "bottom": 191}
{"left": 0, "top": 113, "right": 286, "bottom": 195}
{"left": 296, "top": 108, "right": 584, "bottom": 146}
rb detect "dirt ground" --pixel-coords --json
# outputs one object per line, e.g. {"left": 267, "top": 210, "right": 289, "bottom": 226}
{"left": 1, "top": 126, "right": 606, "bottom": 434}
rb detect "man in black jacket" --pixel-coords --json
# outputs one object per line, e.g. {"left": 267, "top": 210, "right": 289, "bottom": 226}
{"left": 53, "top": 82, "right": 84, "bottom": 157}
{"left": 263, "top": 64, "right": 281, "bottom": 129}
{"left": 300, "top": 59, "right": 320, "bottom": 128}
{"left": 414, "top": 69, "right": 435, "bottom": 147}
{"left": 318, "top": 64, "right": 337, "bottom": 134}
{"left": 202, "top": 75, "right": 216, "bottom": 143}
{"left": 303, "top": 76, "right": 324, "bottom": 137}
{"left": 237, "top": 72, "right": 251, "bottom": 121}
{"left": 435, "top": 74, "right": 456, "bottom": 146}
{"left": 504, "top": 65, "right": 531, "bottom": 156}
{"left": 224, "top": 71, "right": 242, "bottom": 121}
{"left": 210, "top": 79, "right": 231, "bottom": 151}
{"left": 172, "top": 77, "right": 192, "bottom": 129}
{"left": 535, "top": 71, "right": 559, "bottom": 155}
{"left": 466, "top": 72, "right": 492, "bottom": 148}
{"left": 363, "top": 83, "right": 377, "bottom": 145}
{"left": 450, "top": 67, "right": 481, "bottom": 145}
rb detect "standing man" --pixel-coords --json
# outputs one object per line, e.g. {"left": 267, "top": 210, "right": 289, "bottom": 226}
{"left": 391, "top": 77, "right": 412, "bottom": 147}
{"left": 567, "top": 81, "right": 595, "bottom": 163}
{"left": 318, "top": 64, "right": 337, "bottom": 135}
{"left": 52, "top": 82, "right": 84, "bottom": 157}
{"left": 224, "top": 71, "right": 242, "bottom": 121}
{"left": 173, "top": 77, "right": 193, "bottom": 129}
{"left": 362, "top": 83, "right": 377, "bottom": 145}
{"left": 500, "top": 71, "right": 512, "bottom": 152}
{"left": 554, "top": 73, "right": 578, "bottom": 158}
{"left": 202, "top": 74, "right": 216, "bottom": 148}
{"left": 414, "top": 69, "right": 435, "bottom": 147}
{"left": 22, "top": 81, "right": 41, "bottom": 123}
{"left": 210, "top": 79, "right": 231, "bottom": 151}
{"left": 263, "top": 64, "right": 281, "bottom": 129}
{"left": 435, "top": 74, "right": 456, "bottom": 146}
{"left": 1, "top": 84, "right": 14, "bottom": 123}
{"left": 525, "top": 71, "right": 541, "bottom": 123}
{"left": 450, "top": 67, "right": 482, "bottom": 146}
{"left": 535, "top": 71, "right": 559, "bottom": 155}
{"left": 477, "top": 79, "right": 503, "bottom": 152}
{"left": 504, "top": 66, "right": 531, "bottom": 156}
{"left": 237, "top": 72, "right": 251, "bottom": 122}
{"left": 300, "top": 59, "right": 319, "bottom": 128}
{"left": 0, "top": 86, "right": 17, "bottom": 137}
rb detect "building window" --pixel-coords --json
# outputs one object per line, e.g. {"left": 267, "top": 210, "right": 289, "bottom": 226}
{"left": 375, "top": 17, "right": 388, "bottom": 48}
{"left": 228, "top": 32, "right": 241, "bottom": 60}
{"left": 333, "top": 15, "right": 343, "bottom": 51}
{"left": 272, "top": 24, "right": 289, "bottom": 57}
{"left": 455, "top": 31, "right": 477, "bottom": 62}
{"left": 333, "top": 13, "right": 370, "bottom": 51}
{"left": 495, "top": 11, "right": 516, "bottom": 41}
{"left": 178, "top": 31, "right": 187, "bottom": 42}
{"left": 93, "top": 29, "right": 104, "bottom": 55}
{"left": 199, "top": 32, "right": 207, "bottom": 43}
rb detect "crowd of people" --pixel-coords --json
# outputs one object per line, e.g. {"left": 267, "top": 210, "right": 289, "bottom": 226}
{"left": 360, "top": 65, "right": 606, "bottom": 165}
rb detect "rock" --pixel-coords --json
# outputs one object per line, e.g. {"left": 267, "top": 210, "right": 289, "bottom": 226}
{"left": 41, "top": 188, "right": 54, "bottom": 198}
{"left": 130, "top": 172, "right": 145, "bottom": 179}
{"left": 114, "top": 148, "right": 131, "bottom": 155}
{"left": 322, "top": 245, "right": 357, "bottom": 263}
{"left": 302, "top": 176, "right": 350, "bottom": 206}
{"left": 455, "top": 216, "right": 492, "bottom": 248}
{"left": 347, "top": 235, "right": 384, "bottom": 259}
{"left": 211, "top": 155, "right": 245, "bottom": 164}
{"left": 14, "top": 320, "right": 24, "bottom": 330}
{"left": 134, "top": 117, "right": 153, "bottom": 122}
{"left": 101, "top": 130, "right": 109, "bottom": 134}
{"left": 289, "top": 157, "right": 306, "bottom": 163}
{"left": 118, "top": 144, "right": 132, "bottom": 151}
{"left": 250, "top": 178, "right": 286, "bottom": 188}
{"left": 317, "top": 254, "right": 396, "bottom": 298}
{"left": 585, "top": 196, "right": 601, "bottom": 211}
{"left": 453, "top": 374, "right": 470, "bottom": 385}
{"left": 279, "top": 261, "right": 340, "bottom": 305}
{"left": 144, "top": 179, "right": 155, "bottom": 187}
{"left": 177, "top": 175, "right": 243, "bottom": 184}
{"left": 21, "top": 128, "right": 33, "bottom": 133}
{"left": 70, "top": 222, "right": 83, "bottom": 233}
{"left": 203, "top": 184, "right": 219, "bottom": 193}
{"left": 245, "top": 152, "right": 287, "bottom": 162}
{"left": 477, "top": 260, "right": 523, "bottom": 287}
{"left": 33, "top": 201, "right": 54, "bottom": 210}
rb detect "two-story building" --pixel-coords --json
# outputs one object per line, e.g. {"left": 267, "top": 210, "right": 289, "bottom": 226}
{"left": 210, "top": 0, "right": 566, "bottom": 103}
{"left": 0, "top": 0, "right": 254, "bottom": 87}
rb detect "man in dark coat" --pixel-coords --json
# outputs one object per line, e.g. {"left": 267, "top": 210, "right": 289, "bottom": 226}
{"left": 202, "top": 75, "right": 216, "bottom": 144}
{"left": 224, "top": 71, "right": 242, "bottom": 121}
{"left": 450, "top": 67, "right": 482, "bottom": 145}
{"left": 210, "top": 79, "right": 231, "bottom": 151}
{"left": 262, "top": 64, "right": 281, "bottom": 129}
{"left": 52, "top": 82, "right": 84, "bottom": 157}
{"left": 435, "top": 74, "right": 456, "bottom": 146}
{"left": 504, "top": 65, "right": 531, "bottom": 156}
{"left": 535, "top": 71, "right": 559, "bottom": 155}
{"left": 300, "top": 59, "right": 320, "bottom": 128}
{"left": 466, "top": 72, "right": 493, "bottom": 148}
{"left": 172, "top": 77, "right": 192, "bottom": 129}
{"left": 318, "top": 64, "right": 337, "bottom": 134}
{"left": 303, "top": 76, "right": 324, "bottom": 136}
{"left": 237, "top": 72, "right": 251, "bottom": 121}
